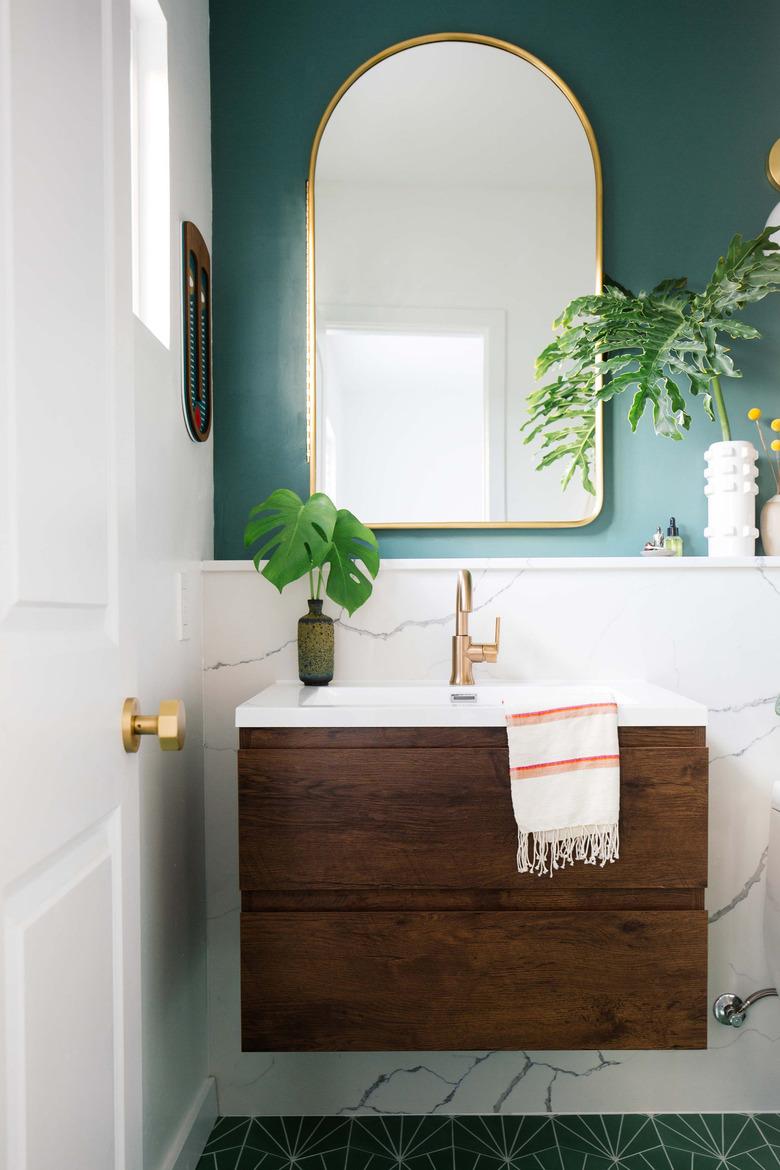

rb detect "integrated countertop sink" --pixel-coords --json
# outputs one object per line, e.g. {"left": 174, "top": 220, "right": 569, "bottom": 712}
{"left": 236, "top": 680, "right": 707, "bottom": 728}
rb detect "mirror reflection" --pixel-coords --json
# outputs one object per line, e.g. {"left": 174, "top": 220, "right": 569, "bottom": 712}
{"left": 311, "top": 37, "right": 602, "bottom": 527}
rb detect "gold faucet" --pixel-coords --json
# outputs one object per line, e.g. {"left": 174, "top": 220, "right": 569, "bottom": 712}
{"left": 450, "top": 569, "right": 501, "bottom": 685}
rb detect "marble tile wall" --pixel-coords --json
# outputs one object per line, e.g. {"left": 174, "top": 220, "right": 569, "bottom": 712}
{"left": 202, "top": 560, "right": 780, "bottom": 1115}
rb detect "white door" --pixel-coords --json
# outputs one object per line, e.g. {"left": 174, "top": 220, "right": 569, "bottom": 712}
{"left": 0, "top": 0, "right": 144, "bottom": 1166}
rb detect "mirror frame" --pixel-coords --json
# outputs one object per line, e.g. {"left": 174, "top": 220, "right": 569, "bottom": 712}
{"left": 306, "top": 32, "right": 604, "bottom": 529}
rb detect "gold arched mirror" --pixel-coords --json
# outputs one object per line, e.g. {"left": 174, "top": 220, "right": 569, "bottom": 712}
{"left": 307, "top": 34, "right": 603, "bottom": 528}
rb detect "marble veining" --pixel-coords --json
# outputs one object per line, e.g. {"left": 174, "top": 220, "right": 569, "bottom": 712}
{"left": 709, "top": 850, "right": 769, "bottom": 925}
{"left": 337, "top": 1052, "right": 499, "bottom": 1117}
{"left": 203, "top": 560, "right": 780, "bottom": 1115}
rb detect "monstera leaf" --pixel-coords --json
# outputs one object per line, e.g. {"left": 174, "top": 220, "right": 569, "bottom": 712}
{"left": 244, "top": 489, "right": 336, "bottom": 591}
{"left": 244, "top": 489, "right": 380, "bottom": 616}
{"left": 323, "top": 509, "right": 380, "bottom": 615}
{"left": 525, "top": 226, "right": 780, "bottom": 493}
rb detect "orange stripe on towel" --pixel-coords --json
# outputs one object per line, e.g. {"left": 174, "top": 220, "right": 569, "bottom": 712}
{"left": 510, "top": 754, "right": 620, "bottom": 780}
{"left": 506, "top": 702, "right": 617, "bottom": 727}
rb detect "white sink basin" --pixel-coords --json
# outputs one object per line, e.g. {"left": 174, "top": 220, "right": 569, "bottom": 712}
{"left": 236, "top": 680, "right": 707, "bottom": 728}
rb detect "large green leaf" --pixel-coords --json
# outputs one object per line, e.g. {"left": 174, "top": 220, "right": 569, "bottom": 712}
{"left": 244, "top": 489, "right": 336, "bottom": 592}
{"left": 524, "top": 227, "right": 780, "bottom": 493}
{"left": 323, "top": 509, "right": 380, "bottom": 616}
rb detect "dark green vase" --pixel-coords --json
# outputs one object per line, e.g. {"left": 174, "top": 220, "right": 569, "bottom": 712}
{"left": 297, "top": 599, "right": 334, "bottom": 686}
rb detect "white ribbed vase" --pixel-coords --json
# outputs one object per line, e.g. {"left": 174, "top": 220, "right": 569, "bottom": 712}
{"left": 760, "top": 494, "right": 780, "bottom": 556}
{"left": 704, "top": 440, "right": 759, "bottom": 557}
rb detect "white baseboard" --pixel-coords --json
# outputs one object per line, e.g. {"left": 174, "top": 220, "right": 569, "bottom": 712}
{"left": 158, "top": 1077, "right": 218, "bottom": 1170}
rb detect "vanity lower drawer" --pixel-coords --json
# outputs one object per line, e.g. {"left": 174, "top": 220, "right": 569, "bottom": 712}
{"left": 241, "top": 908, "right": 707, "bottom": 1051}
{"left": 238, "top": 737, "right": 708, "bottom": 890}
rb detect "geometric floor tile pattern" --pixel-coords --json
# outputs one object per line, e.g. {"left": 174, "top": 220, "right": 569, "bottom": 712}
{"left": 197, "top": 1115, "right": 780, "bottom": 1170}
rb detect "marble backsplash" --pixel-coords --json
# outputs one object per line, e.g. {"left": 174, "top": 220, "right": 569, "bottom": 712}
{"left": 202, "top": 559, "right": 780, "bottom": 1115}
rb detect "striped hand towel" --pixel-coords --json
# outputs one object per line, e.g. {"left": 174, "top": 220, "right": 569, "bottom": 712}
{"left": 505, "top": 688, "right": 620, "bottom": 877}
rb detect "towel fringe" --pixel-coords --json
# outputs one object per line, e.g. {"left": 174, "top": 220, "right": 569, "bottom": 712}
{"left": 517, "top": 822, "right": 620, "bottom": 878}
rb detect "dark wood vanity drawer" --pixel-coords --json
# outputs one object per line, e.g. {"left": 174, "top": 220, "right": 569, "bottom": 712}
{"left": 238, "top": 738, "right": 708, "bottom": 891}
{"left": 241, "top": 909, "right": 708, "bottom": 1051}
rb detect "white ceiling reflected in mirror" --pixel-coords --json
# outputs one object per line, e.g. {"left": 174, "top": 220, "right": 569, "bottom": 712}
{"left": 308, "top": 35, "right": 603, "bottom": 528}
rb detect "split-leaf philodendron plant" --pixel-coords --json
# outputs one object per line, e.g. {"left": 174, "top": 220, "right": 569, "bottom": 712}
{"left": 524, "top": 226, "right": 780, "bottom": 492}
{"left": 244, "top": 489, "right": 380, "bottom": 616}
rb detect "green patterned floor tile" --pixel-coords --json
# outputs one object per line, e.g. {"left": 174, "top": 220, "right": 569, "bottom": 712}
{"left": 722, "top": 1118, "right": 775, "bottom": 1158}
{"left": 534, "top": 1145, "right": 610, "bottom": 1170}
{"left": 654, "top": 1116, "right": 767, "bottom": 1160}
{"left": 201, "top": 1117, "right": 254, "bottom": 1156}
{"left": 728, "top": 1149, "right": 780, "bottom": 1170}
{"left": 198, "top": 1140, "right": 287, "bottom": 1170}
{"left": 232, "top": 1150, "right": 289, "bottom": 1170}
{"left": 555, "top": 1115, "right": 660, "bottom": 1161}
{"left": 198, "top": 1151, "right": 262, "bottom": 1170}
{"left": 452, "top": 1145, "right": 568, "bottom": 1170}
{"left": 195, "top": 1116, "right": 780, "bottom": 1170}
{"left": 245, "top": 1117, "right": 352, "bottom": 1165}
{"left": 349, "top": 1115, "right": 453, "bottom": 1165}
{"left": 651, "top": 1151, "right": 721, "bottom": 1170}
{"left": 755, "top": 1118, "right": 780, "bottom": 1151}
{"left": 451, "top": 1115, "right": 556, "bottom": 1167}
{"left": 612, "top": 1145, "right": 676, "bottom": 1170}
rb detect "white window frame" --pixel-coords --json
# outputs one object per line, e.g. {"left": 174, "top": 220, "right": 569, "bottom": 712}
{"left": 315, "top": 305, "right": 507, "bottom": 521}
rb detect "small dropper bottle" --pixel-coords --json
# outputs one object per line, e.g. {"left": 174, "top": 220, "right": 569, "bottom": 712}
{"left": 665, "top": 517, "right": 683, "bottom": 556}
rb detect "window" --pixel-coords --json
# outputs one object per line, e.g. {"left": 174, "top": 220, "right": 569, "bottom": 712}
{"left": 315, "top": 304, "right": 507, "bottom": 522}
{"left": 130, "top": 0, "right": 170, "bottom": 346}
{"left": 320, "top": 327, "right": 487, "bottom": 523}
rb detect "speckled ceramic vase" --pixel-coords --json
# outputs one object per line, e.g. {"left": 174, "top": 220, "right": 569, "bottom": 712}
{"left": 297, "top": 599, "right": 334, "bottom": 686}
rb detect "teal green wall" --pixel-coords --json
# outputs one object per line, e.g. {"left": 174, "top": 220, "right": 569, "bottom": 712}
{"left": 210, "top": 0, "right": 780, "bottom": 558}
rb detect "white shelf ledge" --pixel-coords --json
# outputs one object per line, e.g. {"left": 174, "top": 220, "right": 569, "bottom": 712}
{"left": 203, "top": 556, "right": 780, "bottom": 573}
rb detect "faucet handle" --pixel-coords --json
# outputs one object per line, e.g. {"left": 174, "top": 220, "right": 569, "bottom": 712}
{"left": 483, "top": 617, "right": 501, "bottom": 663}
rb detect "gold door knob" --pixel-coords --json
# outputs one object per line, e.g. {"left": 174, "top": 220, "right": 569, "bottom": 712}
{"left": 122, "top": 698, "right": 186, "bottom": 753}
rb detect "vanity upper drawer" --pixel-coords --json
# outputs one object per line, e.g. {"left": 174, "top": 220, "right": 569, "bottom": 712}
{"left": 238, "top": 739, "right": 708, "bottom": 891}
{"left": 241, "top": 908, "right": 707, "bottom": 1051}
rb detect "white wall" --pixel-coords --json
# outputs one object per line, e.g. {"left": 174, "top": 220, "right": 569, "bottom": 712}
{"left": 134, "top": 0, "right": 213, "bottom": 1164}
{"left": 203, "top": 559, "right": 780, "bottom": 1115}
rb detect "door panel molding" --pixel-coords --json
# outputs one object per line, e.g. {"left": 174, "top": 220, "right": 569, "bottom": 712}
{"left": 4, "top": 813, "right": 123, "bottom": 1169}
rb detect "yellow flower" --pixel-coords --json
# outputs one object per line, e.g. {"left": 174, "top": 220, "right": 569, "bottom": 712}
{"left": 772, "top": 419, "right": 780, "bottom": 432}
{"left": 772, "top": 439, "right": 780, "bottom": 452}
{"left": 748, "top": 407, "right": 762, "bottom": 420}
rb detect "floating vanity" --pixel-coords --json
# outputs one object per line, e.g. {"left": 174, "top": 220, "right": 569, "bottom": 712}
{"left": 236, "top": 681, "right": 708, "bottom": 1051}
